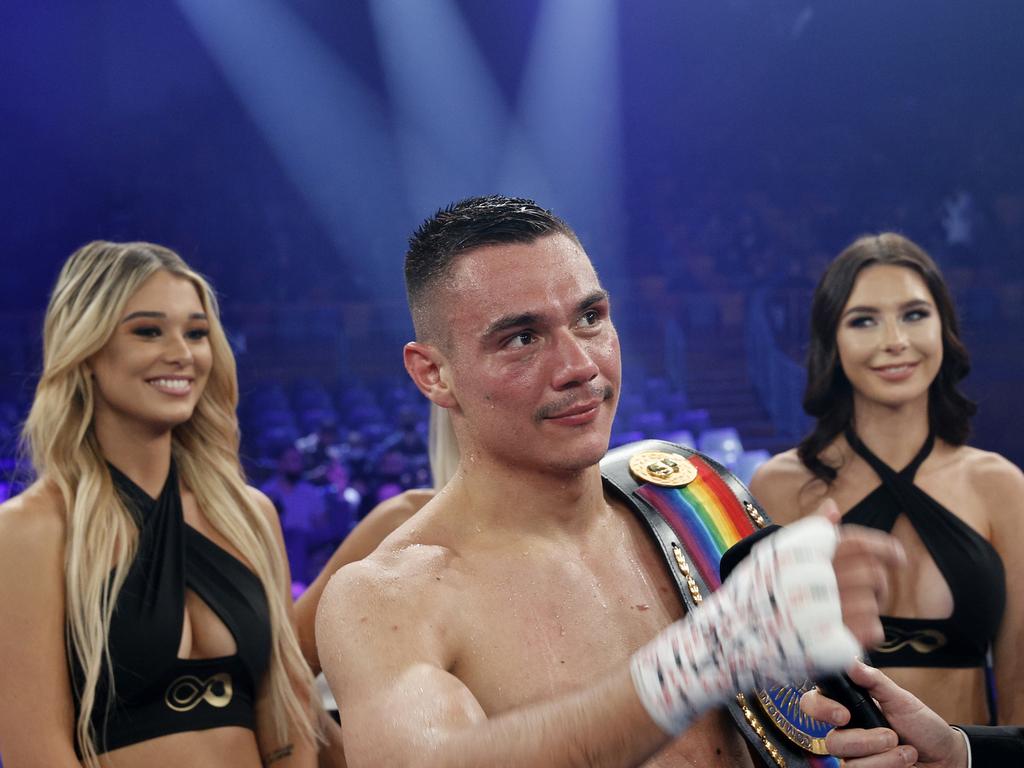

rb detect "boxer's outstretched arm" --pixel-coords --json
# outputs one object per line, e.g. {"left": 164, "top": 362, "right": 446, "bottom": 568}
{"left": 317, "top": 517, "right": 902, "bottom": 768}
{"left": 315, "top": 549, "right": 665, "bottom": 768}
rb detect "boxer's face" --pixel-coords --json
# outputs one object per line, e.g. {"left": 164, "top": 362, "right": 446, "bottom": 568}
{"left": 439, "top": 233, "right": 620, "bottom": 474}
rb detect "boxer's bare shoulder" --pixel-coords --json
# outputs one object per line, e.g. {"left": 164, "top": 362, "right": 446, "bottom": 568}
{"left": 320, "top": 522, "right": 459, "bottom": 629}
{"left": 315, "top": 497, "right": 465, "bottom": 673}
{"left": 314, "top": 503, "right": 501, "bottom": 765}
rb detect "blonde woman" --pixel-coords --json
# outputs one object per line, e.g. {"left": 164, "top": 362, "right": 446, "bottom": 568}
{"left": 0, "top": 242, "right": 318, "bottom": 766}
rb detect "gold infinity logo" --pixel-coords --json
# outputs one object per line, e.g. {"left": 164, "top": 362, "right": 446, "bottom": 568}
{"left": 874, "top": 628, "right": 947, "bottom": 655}
{"left": 165, "top": 672, "right": 233, "bottom": 712}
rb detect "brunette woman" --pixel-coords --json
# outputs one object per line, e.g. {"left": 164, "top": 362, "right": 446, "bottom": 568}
{"left": 751, "top": 233, "right": 1024, "bottom": 726}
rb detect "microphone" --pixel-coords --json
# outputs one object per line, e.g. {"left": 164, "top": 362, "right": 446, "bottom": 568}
{"left": 720, "top": 527, "right": 891, "bottom": 730}
{"left": 813, "top": 676, "right": 891, "bottom": 730}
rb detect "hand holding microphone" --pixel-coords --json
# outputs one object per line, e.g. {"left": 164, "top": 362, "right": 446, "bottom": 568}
{"left": 802, "top": 661, "right": 971, "bottom": 768}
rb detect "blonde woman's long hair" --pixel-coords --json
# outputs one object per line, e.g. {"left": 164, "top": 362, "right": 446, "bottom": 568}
{"left": 22, "top": 241, "right": 317, "bottom": 765}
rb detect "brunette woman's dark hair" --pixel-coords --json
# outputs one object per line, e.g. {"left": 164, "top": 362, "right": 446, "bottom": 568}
{"left": 797, "top": 233, "right": 976, "bottom": 482}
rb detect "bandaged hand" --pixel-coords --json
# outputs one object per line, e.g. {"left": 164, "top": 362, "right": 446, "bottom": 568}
{"left": 630, "top": 516, "right": 860, "bottom": 735}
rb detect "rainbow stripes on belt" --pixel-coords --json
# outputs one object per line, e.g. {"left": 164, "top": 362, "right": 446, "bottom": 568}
{"left": 635, "top": 453, "right": 841, "bottom": 768}
{"left": 635, "top": 453, "right": 759, "bottom": 590}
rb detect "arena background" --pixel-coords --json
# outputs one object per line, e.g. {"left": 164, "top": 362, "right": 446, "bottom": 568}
{"left": 1, "top": 0, "right": 1022, "bottom": 600}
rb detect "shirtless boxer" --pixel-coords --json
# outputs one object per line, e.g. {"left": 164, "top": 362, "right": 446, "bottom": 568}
{"left": 316, "top": 196, "right": 905, "bottom": 767}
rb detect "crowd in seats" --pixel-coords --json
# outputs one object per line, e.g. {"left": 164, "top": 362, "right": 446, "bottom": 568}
{"left": 631, "top": 153, "right": 1024, "bottom": 360}
{"left": 0, "top": 400, "right": 26, "bottom": 505}
{"left": 0, "top": 368, "right": 770, "bottom": 585}
{"left": 233, "top": 373, "right": 771, "bottom": 585}
{"left": 240, "top": 378, "right": 431, "bottom": 585}
{"left": 29, "top": 173, "right": 1022, "bottom": 580}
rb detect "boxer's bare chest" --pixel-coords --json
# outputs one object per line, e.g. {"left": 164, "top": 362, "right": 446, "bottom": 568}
{"left": 443, "top": 509, "right": 757, "bottom": 767}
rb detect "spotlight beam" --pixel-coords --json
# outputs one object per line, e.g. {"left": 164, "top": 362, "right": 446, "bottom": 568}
{"left": 175, "top": 0, "right": 409, "bottom": 294}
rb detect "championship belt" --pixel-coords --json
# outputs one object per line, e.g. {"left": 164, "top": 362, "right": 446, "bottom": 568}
{"left": 601, "top": 439, "right": 839, "bottom": 768}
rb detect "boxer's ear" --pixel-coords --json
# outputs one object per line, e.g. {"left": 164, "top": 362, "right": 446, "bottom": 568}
{"left": 404, "top": 341, "right": 457, "bottom": 409}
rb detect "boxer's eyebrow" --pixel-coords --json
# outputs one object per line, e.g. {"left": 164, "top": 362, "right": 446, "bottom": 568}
{"left": 578, "top": 290, "right": 609, "bottom": 312}
{"left": 482, "top": 290, "right": 609, "bottom": 340}
{"left": 483, "top": 312, "right": 541, "bottom": 339}
{"left": 479, "top": 288, "right": 606, "bottom": 342}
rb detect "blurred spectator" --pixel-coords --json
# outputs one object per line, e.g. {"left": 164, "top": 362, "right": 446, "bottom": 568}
{"left": 373, "top": 406, "right": 428, "bottom": 464}
{"left": 299, "top": 420, "right": 344, "bottom": 483}
{"left": 322, "top": 458, "right": 361, "bottom": 539}
{"left": 260, "top": 446, "right": 327, "bottom": 585}
{"left": 942, "top": 190, "right": 974, "bottom": 246}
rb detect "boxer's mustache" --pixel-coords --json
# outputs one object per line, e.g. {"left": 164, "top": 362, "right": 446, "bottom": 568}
{"left": 534, "top": 384, "right": 614, "bottom": 422}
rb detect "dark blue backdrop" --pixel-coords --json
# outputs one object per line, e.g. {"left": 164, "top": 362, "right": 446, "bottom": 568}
{"left": 2, "top": 0, "right": 1022, "bottom": 465}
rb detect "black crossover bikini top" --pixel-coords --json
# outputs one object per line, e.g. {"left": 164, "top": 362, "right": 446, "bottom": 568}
{"left": 842, "top": 428, "right": 1006, "bottom": 672}
{"left": 69, "top": 462, "right": 271, "bottom": 756}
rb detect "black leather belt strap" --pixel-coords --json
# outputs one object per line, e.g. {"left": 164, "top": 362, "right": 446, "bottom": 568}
{"left": 601, "top": 439, "right": 819, "bottom": 768}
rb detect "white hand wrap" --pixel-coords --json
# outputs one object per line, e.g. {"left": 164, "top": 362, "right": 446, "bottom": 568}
{"left": 630, "top": 516, "right": 861, "bottom": 735}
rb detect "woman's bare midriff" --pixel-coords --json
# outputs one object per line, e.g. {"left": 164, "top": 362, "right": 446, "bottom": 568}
{"left": 886, "top": 665, "right": 991, "bottom": 725}
{"left": 98, "top": 726, "right": 261, "bottom": 768}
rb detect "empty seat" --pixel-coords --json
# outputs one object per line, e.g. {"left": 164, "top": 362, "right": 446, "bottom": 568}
{"left": 733, "top": 449, "right": 770, "bottom": 486}
{"left": 698, "top": 427, "right": 743, "bottom": 467}
{"left": 659, "top": 429, "right": 696, "bottom": 449}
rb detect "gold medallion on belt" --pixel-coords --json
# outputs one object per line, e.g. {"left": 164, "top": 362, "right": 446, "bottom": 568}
{"left": 628, "top": 451, "right": 698, "bottom": 487}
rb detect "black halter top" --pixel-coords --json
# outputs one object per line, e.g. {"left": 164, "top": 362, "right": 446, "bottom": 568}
{"left": 69, "top": 462, "right": 271, "bottom": 755}
{"left": 842, "top": 429, "right": 1005, "bottom": 675}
